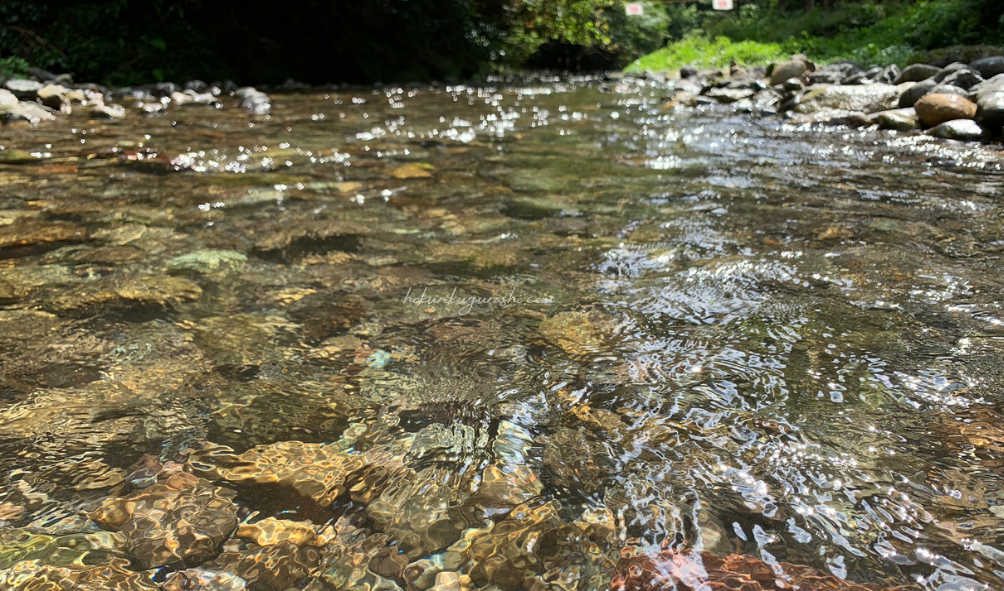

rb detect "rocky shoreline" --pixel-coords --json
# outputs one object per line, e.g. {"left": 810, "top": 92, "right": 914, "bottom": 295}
{"left": 0, "top": 68, "right": 273, "bottom": 125}
{"left": 623, "top": 53, "right": 1004, "bottom": 143}
{"left": 5, "top": 54, "right": 1004, "bottom": 146}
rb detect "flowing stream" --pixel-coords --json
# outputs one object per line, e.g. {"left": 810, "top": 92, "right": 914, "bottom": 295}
{"left": 1, "top": 77, "right": 1004, "bottom": 591}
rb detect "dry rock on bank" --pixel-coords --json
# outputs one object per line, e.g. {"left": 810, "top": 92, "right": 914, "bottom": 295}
{"left": 914, "top": 93, "right": 978, "bottom": 126}
{"left": 0, "top": 72, "right": 273, "bottom": 126}
{"left": 648, "top": 46, "right": 1004, "bottom": 143}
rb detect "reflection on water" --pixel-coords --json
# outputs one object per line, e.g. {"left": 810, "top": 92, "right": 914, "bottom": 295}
{"left": 0, "top": 76, "right": 1003, "bottom": 590}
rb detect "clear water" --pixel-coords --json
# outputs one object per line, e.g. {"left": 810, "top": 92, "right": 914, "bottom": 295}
{"left": 1, "top": 77, "right": 1003, "bottom": 591}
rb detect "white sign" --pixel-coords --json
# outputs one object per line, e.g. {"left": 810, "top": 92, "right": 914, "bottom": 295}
{"left": 625, "top": 2, "right": 644, "bottom": 16}
{"left": 713, "top": 0, "right": 734, "bottom": 10}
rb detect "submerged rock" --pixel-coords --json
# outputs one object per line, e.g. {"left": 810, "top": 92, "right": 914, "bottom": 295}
{"left": 162, "top": 569, "right": 248, "bottom": 591}
{"left": 914, "top": 93, "right": 977, "bottom": 126}
{"left": 539, "top": 310, "right": 618, "bottom": 356}
{"left": 612, "top": 549, "right": 901, "bottom": 591}
{"left": 188, "top": 439, "right": 401, "bottom": 506}
{"left": 206, "top": 542, "right": 320, "bottom": 589}
{"left": 167, "top": 249, "right": 247, "bottom": 274}
{"left": 90, "top": 476, "right": 239, "bottom": 569}
{"left": 0, "top": 558, "right": 158, "bottom": 590}
{"left": 236, "top": 517, "right": 326, "bottom": 547}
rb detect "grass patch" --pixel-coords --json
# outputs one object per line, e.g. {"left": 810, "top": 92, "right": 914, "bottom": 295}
{"left": 625, "top": 36, "right": 787, "bottom": 72}
{"left": 628, "top": 0, "right": 1004, "bottom": 74}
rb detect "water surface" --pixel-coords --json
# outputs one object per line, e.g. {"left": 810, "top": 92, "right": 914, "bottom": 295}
{"left": 1, "top": 77, "right": 1004, "bottom": 591}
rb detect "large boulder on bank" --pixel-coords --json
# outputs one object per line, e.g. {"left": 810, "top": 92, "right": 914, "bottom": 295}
{"left": 868, "top": 108, "right": 920, "bottom": 131}
{"left": 914, "top": 93, "right": 977, "bottom": 127}
{"left": 794, "top": 83, "right": 900, "bottom": 115}
{"left": 973, "top": 75, "right": 1004, "bottom": 133}
{"left": 894, "top": 64, "right": 940, "bottom": 84}
{"left": 926, "top": 119, "right": 985, "bottom": 140}
{"left": 770, "top": 60, "right": 811, "bottom": 86}
{"left": 971, "top": 56, "right": 1004, "bottom": 79}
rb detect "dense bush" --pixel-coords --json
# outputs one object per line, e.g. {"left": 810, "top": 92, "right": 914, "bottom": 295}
{"left": 1, "top": 0, "right": 1001, "bottom": 83}
{"left": 0, "top": 0, "right": 668, "bottom": 84}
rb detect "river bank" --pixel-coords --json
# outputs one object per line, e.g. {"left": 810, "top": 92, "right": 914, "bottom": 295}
{"left": 624, "top": 51, "right": 1004, "bottom": 143}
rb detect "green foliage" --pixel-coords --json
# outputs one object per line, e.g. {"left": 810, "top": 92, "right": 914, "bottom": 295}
{"left": 663, "top": 4, "right": 703, "bottom": 42}
{"left": 625, "top": 35, "right": 787, "bottom": 72}
{"left": 629, "top": 0, "right": 1004, "bottom": 74}
{"left": 602, "top": 1, "right": 669, "bottom": 58}
{"left": 0, "top": 56, "right": 29, "bottom": 78}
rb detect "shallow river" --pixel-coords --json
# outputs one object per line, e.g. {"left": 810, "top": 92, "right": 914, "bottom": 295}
{"left": 1, "top": 77, "right": 1004, "bottom": 591}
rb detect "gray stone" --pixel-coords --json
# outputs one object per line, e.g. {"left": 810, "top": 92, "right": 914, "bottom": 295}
{"left": 894, "top": 64, "right": 941, "bottom": 84}
{"left": 876, "top": 64, "right": 901, "bottom": 84}
{"left": 940, "top": 69, "right": 984, "bottom": 90}
{"left": 167, "top": 250, "right": 247, "bottom": 274}
{"left": 236, "top": 88, "right": 271, "bottom": 115}
{"left": 36, "top": 84, "right": 71, "bottom": 110}
{"left": 930, "top": 84, "right": 971, "bottom": 98}
{"left": 842, "top": 66, "right": 882, "bottom": 85}
{"left": 808, "top": 71, "right": 843, "bottom": 85}
{"left": 782, "top": 78, "right": 805, "bottom": 92}
{"left": 90, "top": 104, "right": 126, "bottom": 119}
{"left": 679, "top": 65, "right": 698, "bottom": 79}
{"left": 926, "top": 119, "right": 985, "bottom": 140}
{"left": 934, "top": 62, "right": 972, "bottom": 82}
{"left": 3, "top": 79, "right": 43, "bottom": 99}
{"left": 795, "top": 83, "right": 900, "bottom": 115}
{"left": 725, "top": 77, "right": 765, "bottom": 91}
{"left": 972, "top": 74, "right": 1004, "bottom": 98}
{"left": 706, "top": 87, "right": 755, "bottom": 103}
{"left": 974, "top": 76, "right": 1004, "bottom": 133}
{"left": 971, "top": 56, "right": 1004, "bottom": 79}
{"left": 789, "top": 108, "right": 869, "bottom": 127}
{"left": 0, "top": 89, "right": 17, "bottom": 108}
{"left": 868, "top": 108, "right": 920, "bottom": 131}
{"left": 899, "top": 79, "right": 936, "bottom": 108}
{"left": 0, "top": 101, "right": 55, "bottom": 124}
